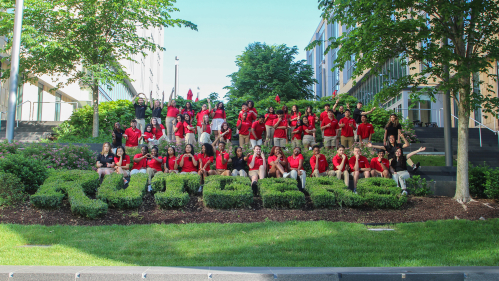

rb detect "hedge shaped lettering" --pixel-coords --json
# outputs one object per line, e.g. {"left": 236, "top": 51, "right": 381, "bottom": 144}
{"left": 30, "top": 170, "right": 107, "bottom": 219}
{"left": 97, "top": 173, "right": 148, "bottom": 209}
{"left": 151, "top": 173, "right": 191, "bottom": 209}
{"left": 203, "top": 176, "right": 253, "bottom": 209}
{"left": 306, "top": 177, "right": 363, "bottom": 208}
{"left": 258, "top": 178, "right": 305, "bottom": 209}
{"left": 356, "top": 177, "right": 407, "bottom": 209}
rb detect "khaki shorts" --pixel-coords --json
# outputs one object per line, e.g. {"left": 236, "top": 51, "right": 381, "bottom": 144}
{"left": 273, "top": 137, "right": 286, "bottom": 147}
{"left": 214, "top": 169, "right": 227, "bottom": 175}
{"left": 185, "top": 133, "right": 196, "bottom": 145}
{"left": 302, "top": 135, "right": 316, "bottom": 146}
{"left": 340, "top": 136, "right": 354, "bottom": 148}
{"left": 248, "top": 170, "right": 262, "bottom": 178}
{"left": 323, "top": 136, "right": 337, "bottom": 147}
{"left": 291, "top": 139, "right": 302, "bottom": 148}
{"left": 239, "top": 134, "right": 250, "bottom": 147}
{"left": 175, "top": 136, "right": 184, "bottom": 145}
{"left": 350, "top": 170, "right": 368, "bottom": 178}
{"left": 311, "top": 170, "right": 335, "bottom": 177}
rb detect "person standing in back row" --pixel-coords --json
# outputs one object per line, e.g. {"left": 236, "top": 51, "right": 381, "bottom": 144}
{"left": 339, "top": 109, "right": 356, "bottom": 148}
{"left": 352, "top": 102, "right": 376, "bottom": 141}
{"left": 165, "top": 88, "right": 178, "bottom": 142}
{"left": 150, "top": 91, "right": 165, "bottom": 124}
{"left": 133, "top": 93, "right": 148, "bottom": 142}
{"left": 332, "top": 99, "right": 349, "bottom": 147}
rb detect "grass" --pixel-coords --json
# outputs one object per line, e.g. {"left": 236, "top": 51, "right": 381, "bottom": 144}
{"left": 0, "top": 220, "right": 498, "bottom": 267}
{"left": 411, "top": 155, "right": 457, "bottom": 166}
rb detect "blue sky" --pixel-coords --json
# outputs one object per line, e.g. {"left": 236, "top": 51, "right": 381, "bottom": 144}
{"left": 162, "top": 0, "right": 323, "bottom": 100}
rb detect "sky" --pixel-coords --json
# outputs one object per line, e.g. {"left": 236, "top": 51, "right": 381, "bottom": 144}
{"left": 161, "top": 0, "right": 323, "bottom": 100}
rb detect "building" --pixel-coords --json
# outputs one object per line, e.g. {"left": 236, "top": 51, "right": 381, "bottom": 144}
{"left": 0, "top": 26, "right": 163, "bottom": 122}
{"left": 306, "top": 18, "right": 499, "bottom": 130}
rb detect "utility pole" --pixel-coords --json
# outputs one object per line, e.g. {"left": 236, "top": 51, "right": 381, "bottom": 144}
{"left": 443, "top": 36, "right": 453, "bottom": 166}
{"left": 6, "top": 0, "right": 25, "bottom": 143}
{"left": 174, "top": 56, "right": 179, "bottom": 99}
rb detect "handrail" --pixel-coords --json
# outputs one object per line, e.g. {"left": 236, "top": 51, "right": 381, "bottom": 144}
{"left": 451, "top": 113, "right": 498, "bottom": 148}
{"left": 16, "top": 100, "right": 32, "bottom": 127}
{"left": 394, "top": 108, "right": 442, "bottom": 127}
{"left": 31, "top": 101, "right": 79, "bottom": 122}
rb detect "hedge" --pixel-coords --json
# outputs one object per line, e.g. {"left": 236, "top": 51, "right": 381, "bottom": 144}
{"left": 0, "top": 172, "right": 26, "bottom": 206}
{"left": 97, "top": 173, "right": 148, "bottom": 209}
{"left": 203, "top": 176, "right": 253, "bottom": 209}
{"left": 355, "top": 178, "right": 407, "bottom": 209}
{"left": 258, "top": 178, "right": 305, "bottom": 209}
{"left": 151, "top": 173, "right": 191, "bottom": 209}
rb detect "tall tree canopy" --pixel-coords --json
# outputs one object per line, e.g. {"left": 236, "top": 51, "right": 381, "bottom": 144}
{"left": 0, "top": 0, "right": 196, "bottom": 137}
{"left": 309, "top": 0, "right": 499, "bottom": 202}
{"left": 225, "top": 42, "right": 316, "bottom": 102}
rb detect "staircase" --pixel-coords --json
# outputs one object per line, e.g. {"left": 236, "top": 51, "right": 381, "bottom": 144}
{"left": 0, "top": 121, "right": 62, "bottom": 142}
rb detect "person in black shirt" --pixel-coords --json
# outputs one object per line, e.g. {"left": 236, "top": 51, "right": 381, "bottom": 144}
{"left": 390, "top": 147, "right": 426, "bottom": 195}
{"left": 231, "top": 146, "right": 249, "bottom": 177}
{"left": 96, "top": 142, "right": 115, "bottom": 178}
{"left": 133, "top": 93, "right": 148, "bottom": 140}
{"left": 352, "top": 102, "right": 376, "bottom": 141}
{"left": 384, "top": 114, "right": 402, "bottom": 145}
{"left": 150, "top": 90, "right": 165, "bottom": 124}
{"left": 112, "top": 122, "right": 125, "bottom": 154}
{"left": 368, "top": 133, "right": 420, "bottom": 171}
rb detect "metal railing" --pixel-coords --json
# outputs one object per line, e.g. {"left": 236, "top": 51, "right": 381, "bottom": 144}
{"left": 31, "top": 101, "right": 79, "bottom": 121}
{"left": 393, "top": 108, "right": 442, "bottom": 127}
{"left": 450, "top": 113, "right": 498, "bottom": 148}
{"left": 16, "top": 100, "right": 32, "bottom": 127}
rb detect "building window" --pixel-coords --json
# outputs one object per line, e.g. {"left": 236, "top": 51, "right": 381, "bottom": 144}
{"left": 473, "top": 72, "right": 481, "bottom": 124}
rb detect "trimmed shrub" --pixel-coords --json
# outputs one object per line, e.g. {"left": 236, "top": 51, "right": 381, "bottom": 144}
{"left": 45, "top": 170, "right": 100, "bottom": 195}
{"left": 406, "top": 175, "right": 433, "bottom": 197}
{"left": 0, "top": 173, "right": 26, "bottom": 206}
{"left": 484, "top": 168, "right": 499, "bottom": 200}
{"left": 306, "top": 177, "right": 347, "bottom": 208}
{"left": 469, "top": 163, "right": 488, "bottom": 198}
{"left": 66, "top": 183, "right": 108, "bottom": 219}
{"left": 30, "top": 180, "right": 67, "bottom": 209}
{"left": 0, "top": 154, "right": 48, "bottom": 193}
{"left": 259, "top": 178, "right": 305, "bottom": 209}
{"left": 97, "top": 173, "right": 147, "bottom": 209}
{"left": 152, "top": 173, "right": 191, "bottom": 209}
{"left": 356, "top": 178, "right": 407, "bottom": 209}
{"left": 203, "top": 176, "right": 253, "bottom": 209}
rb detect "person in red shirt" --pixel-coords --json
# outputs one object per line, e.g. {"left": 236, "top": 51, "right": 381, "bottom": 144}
{"left": 304, "top": 106, "right": 319, "bottom": 133}
{"left": 339, "top": 109, "right": 357, "bottom": 148}
{"left": 247, "top": 100, "right": 258, "bottom": 122}
{"left": 248, "top": 145, "right": 266, "bottom": 194}
{"left": 267, "top": 146, "right": 290, "bottom": 178}
{"left": 319, "top": 104, "right": 331, "bottom": 138}
{"left": 142, "top": 124, "right": 155, "bottom": 144}
{"left": 320, "top": 110, "right": 340, "bottom": 150}
{"left": 131, "top": 146, "right": 149, "bottom": 175}
{"left": 179, "top": 144, "right": 199, "bottom": 174}
{"left": 124, "top": 120, "right": 142, "bottom": 147}
{"left": 310, "top": 145, "right": 335, "bottom": 177}
{"left": 357, "top": 115, "right": 375, "bottom": 145}
{"left": 181, "top": 102, "right": 195, "bottom": 120}
{"left": 199, "top": 115, "right": 212, "bottom": 144}
{"left": 301, "top": 116, "right": 317, "bottom": 150}
{"left": 250, "top": 115, "right": 266, "bottom": 148}
{"left": 183, "top": 113, "right": 197, "bottom": 145}
{"left": 291, "top": 120, "right": 303, "bottom": 148}
{"left": 332, "top": 145, "right": 350, "bottom": 187}
{"left": 288, "top": 146, "right": 306, "bottom": 190}
{"left": 210, "top": 102, "right": 227, "bottom": 145}
{"left": 370, "top": 149, "right": 390, "bottom": 178}
{"left": 349, "top": 147, "right": 371, "bottom": 192}
{"left": 163, "top": 146, "right": 179, "bottom": 174}
{"left": 165, "top": 90, "right": 179, "bottom": 141}
{"left": 264, "top": 107, "right": 277, "bottom": 146}
{"left": 211, "top": 141, "right": 231, "bottom": 176}
{"left": 196, "top": 99, "right": 211, "bottom": 142}
{"left": 237, "top": 112, "right": 252, "bottom": 147}
{"left": 289, "top": 105, "right": 301, "bottom": 142}
{"left": 237, "top": 103, "right": 250, "bottom": 121}
{"left": 197, "top": 143, "right": 215, "bottom": 191}
{"left": 213, "top": 122, "right": 232, "bottom": 147}
{"left": 272, "top": 110, "right": 289, "bottom": 148}
{"left": 151, "top": 117, "right": 166, "bottom": 145}
{"left": 281, "top": 105, "right": 291, "bottom": 144}
{"left": 146, "top": 146, "right": 163, "bottom": 189}
{"left": 173, "top": 114, "right": 185, "bottom": 145}
{"left": 114, "top": 146, "right": 131, "bottom": 180}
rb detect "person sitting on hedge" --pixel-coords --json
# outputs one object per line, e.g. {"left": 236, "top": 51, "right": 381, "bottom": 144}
{"left": 287, "top": 146, "right": 306, "bottom": 190}
{"left": 310, "top": 145, "right": 335, "bottom": 178}
{"left": 349, "top": 146, "right": 371, "bottom": 192}
{"left": 390, "top": 147, "right": 426, "bottom": 195}
{"left": 146, "top": 146, "right": 163, "bottom": 190}
{"left": 96, "top": 142, "right": 115, "bottom": 178}
{"left": 213, "top": 141, "right": 231, "bottom": 176}
{"left": 248, "top": 145, "right": 266, "bottom": 194}
{"left": 197, "top": 143, "right": 215, "bottom": 192}
{"left": 163, "top": 146, "right": 179, "bottom": 173}
{"left": 368, "top": 133, "right": 420, "bottom": 172}
{"left": 179, "top": 144, "right": 199, "bottom": 175}
{"left": 124, "top": 119, "right": 142, "bottom": 147}
{"left": 131, "top": 145, "right": 149, "bottom": 175}
{"left": 231, "top": 146, "right": 248, "bottom": 177}
{"left": 173, "top": 114, "right": 185, "bottom": 145}
{"left": 114, "top": 146, "right": 130, "bottom": 182}
{"left": 267, "top": 146, "right": 290, "bottom": 178}
{"left": 142, "top": 124, "right": 155, "bottom": 145}
{"left": 370, "top": 149, "right": 390, "bottom": 178}
{"left": 151, "top": 117, "right": 167, "bottom": 145}
{"left": 332, "top": 145, "right": 350, "bottom": 187}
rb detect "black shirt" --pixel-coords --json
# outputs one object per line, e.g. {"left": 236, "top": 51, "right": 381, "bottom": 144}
{"left": 112, "top": 129, "right": 125, "bottom": 148}
{"left": 134, "top": 103, "right": 147, "bottom": 119}
{"left": 231, "top": 156, "right": 246, "bottom": 171}
{"left": 152, "top": 106, "right": 163, "bottom": 118}
{"left": 353, "top": 108, "right": 363, "bottom": 124}
{"left": 385, "top": 123, "right": 402, "bottom": 140}
{"left": 384, "top": 143, "right": 403, "bottom": 160}
{"left": 391, "top": 155, "right": 407, "bottom": 172}
{"left": 97, "top": 153, "right": 115, "bottom": 167}
{"left": 334, "top": 110, "right": 345, "bottom": 120}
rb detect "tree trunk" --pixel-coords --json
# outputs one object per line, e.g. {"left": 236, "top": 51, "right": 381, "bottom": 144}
{"left": 92, "top": 84, "right": 99, "bottom": 138}
{"left": 455, "top": 83, "right": 471, "bottom": 203}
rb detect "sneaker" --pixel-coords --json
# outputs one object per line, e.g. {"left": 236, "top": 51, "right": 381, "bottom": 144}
{"left": 401, "top": 190, "right": 408, "bottom": 196}
{"left": 123, "top": 178, "right": 128, "bottom": 185}
{"left": 412, "top": 162, "right": 421, "bottom": 172}
{"left": 147, "top": 185, "right": 152, "bottom": 192}
{"left": 251, "top": 181, "right": 258, "bottom": 195}
{"left": 353, "top": 188, "right": 357, "bottom": 194}
{"left": 198, "top": 185, "right": 203, "bottom": 193}
{"left": 283, "top": 172, "right": 290, "bottom": 178}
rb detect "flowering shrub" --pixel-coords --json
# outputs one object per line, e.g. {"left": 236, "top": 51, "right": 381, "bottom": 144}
{"left": 0, "top": 140, "right": 20, "bottom": 155}
{"left": 22, "top": 143, "right": 98, "bottom": 171}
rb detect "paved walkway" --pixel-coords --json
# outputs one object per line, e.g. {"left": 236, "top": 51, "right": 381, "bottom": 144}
{"left": 1, "top": 266, "right": 498, "bottom": 280}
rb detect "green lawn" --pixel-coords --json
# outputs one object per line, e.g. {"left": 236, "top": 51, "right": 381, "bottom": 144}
{"left": 411, "top": 155, "right": 457, "bottom": 166}
{"left": 1, "top": 220, "right": 498, "bottom": 267}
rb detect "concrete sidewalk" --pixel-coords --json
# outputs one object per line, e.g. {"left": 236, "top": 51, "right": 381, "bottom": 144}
{"left": 1, "top": 266, "right": 498, "bottom": 281}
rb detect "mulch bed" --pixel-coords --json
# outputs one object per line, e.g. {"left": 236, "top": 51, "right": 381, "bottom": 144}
{"left": 1, "top": 195, "right": 498, "bottom": 226}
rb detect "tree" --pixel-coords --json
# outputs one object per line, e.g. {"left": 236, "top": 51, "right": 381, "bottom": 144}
{"left": 308, "top": 0, "right": 499, "bottom": 202}
{"left": 0, "top": 0, "right": 196, "bottom": 137}
{"left": 225, "top": 42, "right": 317, "bottom": 102}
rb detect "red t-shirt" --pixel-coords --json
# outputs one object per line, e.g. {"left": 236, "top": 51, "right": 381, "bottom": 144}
{"left": 357, "top": 123, "right": 375, "bottom": 140}
{"left": 238, "top": 110, "right": 250, "bottom": 121}
{"left": 124, "top": 127, "right": 142, "bottom": 147}
{"left": 164, "top": 156, "right": 177, "bottom": 170}
{"left": 143, "top": 131, "right": 154, "bottom": 143}
{"left": 237, "top": 119, "right": 252, "bottom": 135}
{"left": 370, "top": 157, "right": 390, "bottom": 172}
{"left": 321, "top": 117, "right": 339, "bottom": 137}
{"left": 283, "top": 113, "right": 291, "bottom": 122}
{"left": 273, "top": 119, "right": 288, "bottom": 139}
{"left": 310, "top": 154, "right": 328, "bottom": 173}
{"left": 215, "top": 150, "right": 230, "bottom": 170}
{"left": 152, "top": 124, "right": 165, "bottom": 140}
{"left": 222, "top": 129, "right": 232, "bottom": 141}
{"left": 196, "top": 110, "right": 210, "bottom": 126}
{"left": 197, "top": 153, "right": 214, "bottom": 171}
{"left": 248, "top": 108, "right": 258, "bottom": 122}
{"left": 114, "top": 155, "right": 131, "bottom": 168}
{"left": 302, "top": 123, "right": 315, "bottom": 136}
{"left": 175, "top": 122, "right": 184, "bottom": 137}
{"left": 292, "top": 126, "right": 303, "bottom": 140}
{"left": 333, "top": 154, "right": 349, "bottom": 172}
{"left": 348, "top": 155, "right": 371, "bottom": 171}
{"left": 132, "top": 153, "right": 147, "bottom": 170}
{"left": 248, "top": 155, "right": 264, "bottom": 171}
{"left": 183, "top": 122, "right": 195, "bottom": 134}
{"left": 212, "top": 109, "right": 226, "bottom": 119}
{"left": 250, "top": 121, "right": 266, "bottom": 140}
{"left": 319, "top": 111, "right": 329, "bottom": 122}
{"left": 181, "top": 108, "right": 195, "bottom": 119}
{"left": 306, "top": 114, "right": 317, "bottom": 127}
{"left": 147, "top": 156, "right": 163, "bottom": 172}
{"left": 288, "top": 154, "right": 304, "bottom": 170}
{"left": 180, "top": 154, "right": 198, "bottom": 172}
{"left": 339, "top": 117, "right": 357, "bottom": 137}
{"left": 201, "top": 123, "right": 211, "bottom": 134}
{"left": 290, "top": 112, "right": 301, "bottom": 127}
{"left": 166, "top": 106, "right": 179, "bottom": 117}
{"left": 265, "top": 113, "right": 277, "bottom": 126}
{"left": 267, "top": 155, "right": 285, "bottom": 170}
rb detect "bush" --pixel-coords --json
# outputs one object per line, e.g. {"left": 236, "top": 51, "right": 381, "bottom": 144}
{"left": 97, "top": 173, "right": 147, "bottom": 209}
{"left": 484, "top": 169, "right": 499, "bottom": 200}
{"left": 306, "top": 177, "right": 347, "bottom": 208}
{"left": 0, "top": 140, "right": 21, "bottom": 154}
{"left": 0, "top": 154, "right": 48, "bottom": 193}
{"left": 30, "top": 180, "right": 68, "bottom": 209}
{"left": 0, "top": 173, "right": 26, "bottom": 206}
{"left": 66, "top": 184, "right": 108, "bottom": 219}
{"left": 25, "top": 143, "right": 98, "bottom": 171}
{"left": 406, "top": 175, "right": 433, "bottom": 197}
{"left": 203, "top": 176, "right": 253, "bottom": 209}
{"left": 469, "top": 163, "right": 488, "bottom": 198}
{"left": 356, "top": 178, "right": 407, "bottom": 209}
{"left": 152, "top": 173, "right": 190, "bottom": 209}
{"left": 258, "top": 178, "right": 305, "bottom": 209}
